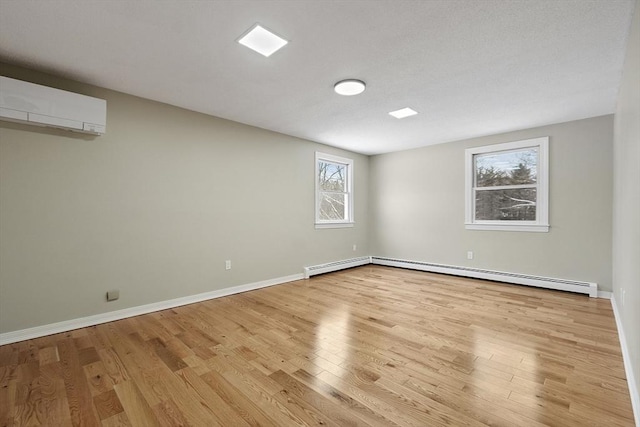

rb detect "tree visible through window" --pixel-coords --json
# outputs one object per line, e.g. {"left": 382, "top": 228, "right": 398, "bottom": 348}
{"left": 474, "top": 148, "right": 537, "bottom": 221}
{"left": 318, "top": 161, "right": 346, "bottom": 220}
{"left": 315, "top": 152, "right": 353, "bottom": 227}
{"left": 465, "top": 137, "right": 549, "bottom": 232}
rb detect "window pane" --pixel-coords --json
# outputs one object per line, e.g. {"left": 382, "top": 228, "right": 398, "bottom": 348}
{"left": 319, "top": 192, "right": 346, "bottom": 221}
{"left": 318, "top": 161, "right": 346, "bottom": 192}
{"left": 475, "top": 188, "right": 537, "bottom": 221}
{"left": 475, "top": 148, "right": 537, "bottom": 187}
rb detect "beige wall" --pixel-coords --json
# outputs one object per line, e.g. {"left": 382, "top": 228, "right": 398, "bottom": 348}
{"left": 0, "top": 63, "right": 370, "bottom": 333}
{"left": 613, "top": 0, "right": 640, "bottom": 410}
{"left": 369, "top": 115, "right": 614, "bottom": 290}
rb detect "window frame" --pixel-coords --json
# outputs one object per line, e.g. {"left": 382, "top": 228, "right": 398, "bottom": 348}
{"left": 464, "top": 137, "right": 549, "bottom": 232}
{"left": 315, "top": 152, "right": 354, "bottom": 229}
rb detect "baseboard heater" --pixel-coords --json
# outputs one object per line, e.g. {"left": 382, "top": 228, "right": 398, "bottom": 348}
{"left": 303, "top": 256, "right": 371, "bottom": 279}
{"left": 303, "top": 255, "right": 597, "bottom": 297}
{"left": 371, "top": 256, "right": 597, "bottom": 297}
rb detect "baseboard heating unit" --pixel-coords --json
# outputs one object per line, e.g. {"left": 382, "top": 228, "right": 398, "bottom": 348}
{"left": 303, "top": 256, "right": 597, "bottom": 297}
{"left": 371, "top": 257, "right": 597, "bottom": 297}
{"left": 303, "top": 256, "right": 371, "bottom": 279}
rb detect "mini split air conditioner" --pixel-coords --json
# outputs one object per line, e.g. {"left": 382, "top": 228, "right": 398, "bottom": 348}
{"left": 0, "top": 76, "right": 106, "bottom": 135}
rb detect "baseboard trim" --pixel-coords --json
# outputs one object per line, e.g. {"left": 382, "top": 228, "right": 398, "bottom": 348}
{"left": 0, "top": 273, "right": 304, "bottom": 346}
{"left": 371, "top": 256, "right": 598, "bottom": 297}
{"left": 611, "top": 294, "right": 640, "bottom": 427}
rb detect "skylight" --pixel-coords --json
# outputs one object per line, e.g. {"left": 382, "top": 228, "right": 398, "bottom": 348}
{"left": 238, "top": 24, "right": 288, "bottom": 57}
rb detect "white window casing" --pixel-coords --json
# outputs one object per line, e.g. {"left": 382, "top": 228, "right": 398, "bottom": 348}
{"left": 315, "top": 152, "right": 354, "bottom": 229}
{"left": 465, "top": 137, "right": 549, "bottom": 232}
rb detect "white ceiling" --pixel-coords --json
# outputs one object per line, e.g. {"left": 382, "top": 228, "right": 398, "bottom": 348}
{"left": 0, "top": 0, "right": 635, "bottom": 155}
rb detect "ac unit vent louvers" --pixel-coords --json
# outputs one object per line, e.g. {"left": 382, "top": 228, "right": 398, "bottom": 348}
{"left": 0, "top": 76, "right": 106, "bottom": 135}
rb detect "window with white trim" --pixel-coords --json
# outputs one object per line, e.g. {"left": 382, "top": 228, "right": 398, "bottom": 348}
{"left": 465, "top": 137, "right": 549, "bottom": 232}
{"left": 315, "top": 152, "right": 354, "bottom": 228}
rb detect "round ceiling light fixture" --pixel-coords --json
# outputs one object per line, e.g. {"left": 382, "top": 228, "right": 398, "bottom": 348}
{"left": 334, "top": 79, "right": 366, "bottom": 96}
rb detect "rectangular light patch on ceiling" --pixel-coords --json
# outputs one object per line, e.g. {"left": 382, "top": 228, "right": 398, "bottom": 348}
{"left": 238, "top": 24, "right": 288, "bottom": 57}
{"left": 389, "top": 107, "right": 418, "bottom": 119}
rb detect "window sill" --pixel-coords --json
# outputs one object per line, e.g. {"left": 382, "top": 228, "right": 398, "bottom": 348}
{"left": 465, "top": 223, "right": 549, "bottom": 232}
{"left": 315, "top": 222, "right": 355, "bottom": 229}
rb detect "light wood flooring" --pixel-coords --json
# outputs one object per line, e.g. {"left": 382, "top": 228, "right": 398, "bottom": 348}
{"left": 0, "top": 265, "right": 635, "bottom": 426}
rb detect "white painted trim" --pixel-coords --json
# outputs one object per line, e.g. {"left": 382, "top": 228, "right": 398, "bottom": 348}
{"left": 315, "top": 222, "right": 354, "bottom": 229}
{"left": 315, "top": 151, "right": 354, "bottom": 226}
{"left": 0, "top": 273, "right": 304, "bottom": 346}
{"left": 465, "top": 137, "right": 549, "bottom": 232}
{"left": 371, "top": 256, "right": 597, "bottom": 297}
{"left": 465, "top": 223, "right": 550, "bottom": 232}
{"left": 611, "top": 294, "right": 640, "bottom": 426}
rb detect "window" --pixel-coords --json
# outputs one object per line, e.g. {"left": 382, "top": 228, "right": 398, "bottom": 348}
{"left": 465, "top": 137, "right": 549, "bottom": 232}
{"left": 315, "top": 152, "right": 354, "bottom": 228}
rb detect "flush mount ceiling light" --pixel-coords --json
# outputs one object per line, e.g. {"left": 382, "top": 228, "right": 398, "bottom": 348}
{"left": 334, "top": 79, "right": 366, "bottom": 96}
{"left": 389, "top": 107, "right": 418, "bottom": 119}
{"left": 238, "top": 24, "right": 288, "bottom": 57}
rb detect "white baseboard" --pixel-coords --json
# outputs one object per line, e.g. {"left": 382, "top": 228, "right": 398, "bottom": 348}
{"left": 611, "top": 294, "right": 640, "bottom": 427}
{"left": 0, "top": 273, "right": 304, "bottom": 346}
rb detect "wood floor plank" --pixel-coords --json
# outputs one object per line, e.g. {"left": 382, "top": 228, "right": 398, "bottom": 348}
{"left": 83, "top": 361, "right": 115, "bottom": 397}
{"left": 291, "top": 368, "right": 401, "bottom": 426}
{"left": 315, "top": 368, "right": 440, "bottom": 427}
{"left": 200, "top": 368, "right": 276, "bottom": 426}
{"left": 150, "top": 398, "right": 189, "bottom": 427}
{"left": 0, "top": 266, "right": 635, "bottom": 426}
{"left": 95, "top": 348, "right": 130, "bottom": 387}
{"left": 58, "top": 338, "right": 101, "bottom": 427}
{"left": 101, "top": 411, "right": 132, "bottom": 427}
{"left": 174, "top": 367, "right": 251, "bottom": 426}
{"left": 270, "top": 369, "right": 366, "bottom": 427}
{"left": 113, "top": 380, "right": 159, "bottom": 427}
{"left": 92, "top": 389, "right": 124, "bottom": 420}
{"left": 35, "top": 362, "right": 72, "bottom": 425}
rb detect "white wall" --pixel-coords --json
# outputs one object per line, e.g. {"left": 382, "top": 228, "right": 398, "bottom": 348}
{"left": 369, "top": 116, "right": 613, "bottom": 290}
{"left": 0, "top": 63, "right": 369, "bottom": 333}
{"left": 613, "top": 0, "right": 640, "bottom": 413}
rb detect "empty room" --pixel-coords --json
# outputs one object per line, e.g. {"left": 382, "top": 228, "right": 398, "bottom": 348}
{"left": 0, "top": 0, "right": 638, "bottom": 426}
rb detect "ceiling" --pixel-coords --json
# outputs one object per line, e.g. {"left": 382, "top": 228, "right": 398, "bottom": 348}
{"left": 0, "top": 0, "right": 635, "bottom": 155}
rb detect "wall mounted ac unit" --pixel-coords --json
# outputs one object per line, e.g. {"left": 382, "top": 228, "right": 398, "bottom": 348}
{"left": 0, "top": 76, "right": 106, "bottom": 135}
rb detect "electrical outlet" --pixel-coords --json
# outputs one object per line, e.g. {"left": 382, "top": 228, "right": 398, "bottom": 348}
{"left": 353, "top": 244, "right": 357, "bottom": 251}
{"left": 106, "top": 290, "right": 119, "bottom": 301}
{"left": 467, "top": 251, "right": 474, "bottom": 260}
{"left": 225, "top": 260, "right": 231, "bottom": 270}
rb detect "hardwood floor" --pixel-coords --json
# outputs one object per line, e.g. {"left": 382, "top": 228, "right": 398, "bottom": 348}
{"left": 0, "top": 265, "right": 635, "bottom": 426}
